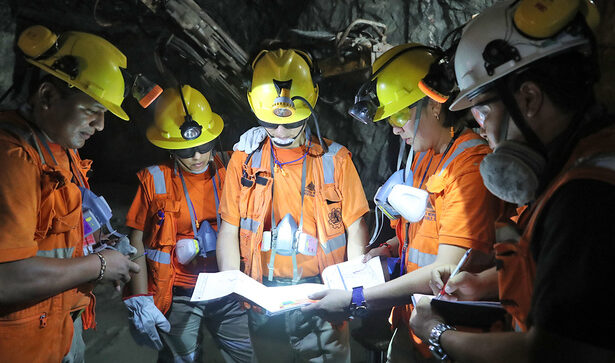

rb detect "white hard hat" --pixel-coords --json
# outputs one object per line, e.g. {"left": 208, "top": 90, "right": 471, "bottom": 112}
{"left": 450, "top": 0, "right": 595, "bottom": 111}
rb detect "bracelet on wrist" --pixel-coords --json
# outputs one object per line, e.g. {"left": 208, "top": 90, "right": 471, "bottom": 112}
{"left": 95, "top": 252, "right": 106, "bottom": 282}
{"left": 379, "top": 242, "right": 393, "bottom": 254}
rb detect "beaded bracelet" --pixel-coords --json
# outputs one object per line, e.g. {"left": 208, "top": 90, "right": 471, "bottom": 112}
{"left": 379, "top": 242, "right": 393, "bottom": 252}
{"left": 95, "top": 252, "right": 106, "bottom": 282}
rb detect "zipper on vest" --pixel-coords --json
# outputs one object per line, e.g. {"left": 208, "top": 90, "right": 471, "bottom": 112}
{"left": 39, "top": 312, "right": 47, "bottom": 328}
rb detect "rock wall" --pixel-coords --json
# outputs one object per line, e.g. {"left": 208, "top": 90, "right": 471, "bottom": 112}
{"left": 1, "top": 0, "right": 613, "bottom": 219}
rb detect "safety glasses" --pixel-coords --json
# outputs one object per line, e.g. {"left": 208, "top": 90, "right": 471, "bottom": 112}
{"left": 388, "top": 107, "right": 414, "bottom": 128}
{"left": 257, "top": 119, "right": 306, "bottom": 130}
{"left": 172, "top": 141, "right": 215, "bottom": 159}
{"left": 469, "top": 96, "right": 499, "bottom": 128}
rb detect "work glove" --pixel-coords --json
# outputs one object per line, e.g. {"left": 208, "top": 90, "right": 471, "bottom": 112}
{"left": 115, "top": 235, "right": 138, "bottom": 256}
{"left": 124, "top": 295, "right": 171, "bottom": 351}
{"left": 233, "top": 126, "right": 267, "bottom": 154}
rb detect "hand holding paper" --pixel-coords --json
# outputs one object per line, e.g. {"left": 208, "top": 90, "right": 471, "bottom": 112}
{"left": 190, "top": 257, "right": 386, "bottom": 315}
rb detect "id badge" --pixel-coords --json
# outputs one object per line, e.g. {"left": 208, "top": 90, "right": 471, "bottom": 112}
{"left": 297, "top": 232, "right": 318, "bottom": 256}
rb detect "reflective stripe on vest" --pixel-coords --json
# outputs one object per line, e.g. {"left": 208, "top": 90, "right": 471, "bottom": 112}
{"left": 147, "top": 166, "right": 167, "bottom": 194}
{"left": 320, "top": 233, "right": 346, "bottom": 254}
{"left": 36, "top": 247, "right": 75, "bottom": 259}
{"left": 322, "top": 142, "right": 343, "bottom": 185}
{"left": 439, "top": 138, "right": 487, "bottom": 174}
{"left": 413, "top": 151, "right": 426, "bottom": 171}
{"left": 407, "top": 246, "right": 437, "bottom": 267}
{"left": 240, "top": 218, "right": 260, "bottom": 234}
{"left": 145, "top": 248, "right": 171, "bottom": 264}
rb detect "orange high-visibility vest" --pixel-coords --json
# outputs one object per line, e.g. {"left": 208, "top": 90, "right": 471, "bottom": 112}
{"left": 496, "top": 123, "right": 615, "bottom": 332}
{"left": 137, "top": 155, "right": 225, "bottom": 313}
{"left": 0, "top": 112, "right": 93, "bottom": 363}
{"left": 237, "top": 137, "right": 349, "bottom": 282}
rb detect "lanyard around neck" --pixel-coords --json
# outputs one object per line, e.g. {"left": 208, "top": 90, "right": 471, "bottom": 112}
{"left": 177, "top": 161, "right": 221, "bottom": 240}
{"left": 268, "top": 142, "right": 309, "bottom": 283}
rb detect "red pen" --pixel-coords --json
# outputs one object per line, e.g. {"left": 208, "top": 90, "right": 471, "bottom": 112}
{"left": 436, "top": 248, "right": 472, "bottom": 299}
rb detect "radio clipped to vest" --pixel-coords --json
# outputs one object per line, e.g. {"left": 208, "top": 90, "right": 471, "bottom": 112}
{"left": 261, "top": 213, "right": 318, "bottom": 256}
{"left": 80, "top": 186, "right": 134, "bottom": 256}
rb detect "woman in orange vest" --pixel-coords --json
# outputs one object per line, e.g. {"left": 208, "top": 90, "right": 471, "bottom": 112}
{"left": 124, "top": 85, "right": 252, "bottom": 362}
{"left": 304, "top": 43, "right": 500, "bottom": 361}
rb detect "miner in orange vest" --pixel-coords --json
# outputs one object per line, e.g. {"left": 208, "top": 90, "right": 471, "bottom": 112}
{"left": 0, "top": 26, "right": 140, "bottom": 362}
{"left": 124, "top": 85, "right": 253, "bottom": 362}
{"left": 216, "top": 48, "right": 370, "bottom": 362}
{"left": 410, "top": 0, "right": 615, "bottom": 361}
{"left": 302, "top": 43, "right": 500, "bottom": 362}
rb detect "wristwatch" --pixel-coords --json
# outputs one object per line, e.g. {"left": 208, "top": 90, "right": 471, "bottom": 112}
{"left": 428, "top": 323, "right": 456, "bottom": 360}
{"left": 349, "top": 286, "right": 369, "bottom": 318}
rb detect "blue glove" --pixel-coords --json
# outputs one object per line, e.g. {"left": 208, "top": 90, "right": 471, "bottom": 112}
{"left": 124, "top": 295, "right": 171, "bottom": 351}
{"left": 233, "top": 126, "right": 267, "bottom": 154}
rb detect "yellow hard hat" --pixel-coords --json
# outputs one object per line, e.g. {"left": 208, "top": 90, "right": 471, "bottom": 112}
{"left": 247, "top": 49, "right": 319, "bottom": 124}
{"left": 371, "top": 44, "right": 438, "bottom": 121}
{"left": 148, "top": 85, "right": 223, "bottom": 149}
{"left": 17, "top": 25, "right": 129, "bottom": 120}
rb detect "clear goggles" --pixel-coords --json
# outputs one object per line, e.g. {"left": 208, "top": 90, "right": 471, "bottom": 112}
{"left": 469, "top": 96, "right": 499, "bottom": 128}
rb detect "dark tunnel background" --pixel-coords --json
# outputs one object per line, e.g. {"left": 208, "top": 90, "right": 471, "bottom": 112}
{"left": 1, "top": 0, "right": 614, "bottom": 361}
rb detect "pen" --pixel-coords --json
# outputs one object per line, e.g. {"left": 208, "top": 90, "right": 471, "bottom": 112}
{"left": 436, "top": 248, "right": 471, "bottom": 299}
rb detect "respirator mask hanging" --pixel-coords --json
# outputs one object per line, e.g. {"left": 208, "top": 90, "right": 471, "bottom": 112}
{"left": 375, "top": 170, "right": 429, "bottom": 223}
{"left": 176, "top": 220, "right": 218, "bottom": 264}
{"left": 261, "top": 213, "right": 318, "bottom": 256}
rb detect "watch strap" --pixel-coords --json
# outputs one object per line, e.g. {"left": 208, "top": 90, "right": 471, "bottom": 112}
{"left": 428, "top": 323, "right": 456, "bottom": 360}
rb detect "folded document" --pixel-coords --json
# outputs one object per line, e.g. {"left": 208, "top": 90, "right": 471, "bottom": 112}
{"left": 191, "top": 256, "right": 385, "bottom": 314}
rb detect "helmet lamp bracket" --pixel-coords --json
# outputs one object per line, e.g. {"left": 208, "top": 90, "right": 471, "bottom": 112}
{"left": 482, "top": 39, "right": 521, "bottom": 76}
{"left": 51, "top": 55, "right": 79, "bottom": 80}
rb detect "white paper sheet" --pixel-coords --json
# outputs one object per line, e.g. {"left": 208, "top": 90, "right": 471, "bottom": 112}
{"left": 191, "top": 256, "right": 386, "bottom": 314}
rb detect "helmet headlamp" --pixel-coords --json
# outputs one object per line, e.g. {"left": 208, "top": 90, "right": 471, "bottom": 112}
{"left": 177, "top": 84, "right": 202, "bottom": 140}
{"left": 179, "top": 115, "right": 203, "bottom": 140}
{"left": 272, "top": 80, "right": 296, "bottom": 118}
{"left": 348, "top": 79, "right": 378, "bottom": 124}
